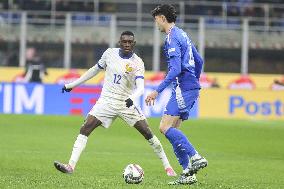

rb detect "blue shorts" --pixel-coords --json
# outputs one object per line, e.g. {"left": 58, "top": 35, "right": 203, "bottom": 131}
{"left": 164, "top": 87, "right": 199, "bottom": 121}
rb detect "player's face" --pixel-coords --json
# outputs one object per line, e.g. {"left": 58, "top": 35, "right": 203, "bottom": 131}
{"left": 119, "top": 35, "right": 136, "bottom": 54}
{"left": 154, "top": 15, "right": 166, "bottom": 32}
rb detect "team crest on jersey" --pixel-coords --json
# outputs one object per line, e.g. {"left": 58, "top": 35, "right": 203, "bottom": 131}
{"left": 125, "top": 63, "right": 133, "bottom": 74}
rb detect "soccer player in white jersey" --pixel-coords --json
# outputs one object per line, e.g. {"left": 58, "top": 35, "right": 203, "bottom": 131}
{"left": 54, "top": 31, "right": 176, "bottom": 177}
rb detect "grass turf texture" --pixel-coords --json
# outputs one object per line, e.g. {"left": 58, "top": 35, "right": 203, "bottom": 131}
{"left": 0, "top": 114, "right": 284, "bottom": 189}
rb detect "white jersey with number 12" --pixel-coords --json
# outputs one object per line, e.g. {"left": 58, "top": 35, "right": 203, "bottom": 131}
{"left": 97, "top": 48, "right": 145, "bottom": 102}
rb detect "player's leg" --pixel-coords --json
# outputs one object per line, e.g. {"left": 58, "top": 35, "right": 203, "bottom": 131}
{"left": 172, "top": 118, "right": 182, "bottom": 129}
{"left": 158, "top": 92, "right": 199, "bottom": 185}
{"left": 54, "top": 100, "right": 116, "bottom": 174}
{"left": 133, "top": 120, "right": 176, "bottom": 176}
{"left": 172, "top": 118, "right": 208, "bottom": 175}
{"left": 160, "top": 93, "right": 197, "bottom": 172}
{"left": 54, "top": 115, "right": 102, "bottom": 173}
{"left": 161, "top": 114, "right": 198, "bottom": 185}
{"left": 133, "top": 120, "right": 153, "bottom": 140}
{"left": 178, "top": 89, "right": 208, "bottom": 174}
{"left": 68, "top": 115, "right": 102, "bottom": 168}
{"left": 119, "top": 105, "right": 176, "bottom": 176}
{"left": 160, "top": 115, "right": 196, "bottom": 170}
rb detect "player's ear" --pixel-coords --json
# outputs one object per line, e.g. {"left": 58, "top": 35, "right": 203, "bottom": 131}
{"left": 133, "top": 40, "right": 136, "bottom": 46}
{"left": 161, "top": 15, "right": 166, "bottom": 23}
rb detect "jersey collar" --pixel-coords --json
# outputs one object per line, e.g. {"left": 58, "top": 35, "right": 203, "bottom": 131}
{"left": 168, "top": 25, "right": 175, "bottom": 34}
{"left": 119, "top": 49, "right": 133, "bottom": 59}
{"left": 166, "top": 26, "right": 175, "bottom": 44}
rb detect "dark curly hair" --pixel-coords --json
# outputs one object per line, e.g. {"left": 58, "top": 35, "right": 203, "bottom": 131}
{"left": 121, "top": 31, "right": 134, "bottom": 37}
{"left": 151, "top": 4, "right": 177, "bottom": 23}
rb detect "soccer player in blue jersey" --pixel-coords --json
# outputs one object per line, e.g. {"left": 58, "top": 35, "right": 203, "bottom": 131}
{"left": 146, "top": 4, "right": 208, "bottom": 185}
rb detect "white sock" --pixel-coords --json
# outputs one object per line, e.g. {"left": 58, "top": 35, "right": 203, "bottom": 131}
{"left": 68, "top": 134, "right": 88, "bottom": 169}
{"left": 191, "top": 153, "right": 202, "bottom": 161}
{"left": 148, "top": 135, "right": 171, "bottom": 169}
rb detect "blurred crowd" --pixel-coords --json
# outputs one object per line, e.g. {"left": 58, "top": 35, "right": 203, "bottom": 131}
{"left": 0, "top": 0, "right": 283, "bottom": 19}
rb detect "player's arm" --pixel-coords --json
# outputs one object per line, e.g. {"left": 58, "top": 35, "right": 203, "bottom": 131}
{"left": 145, "top": 59, "right": 181, "bottom": 106}
{"left": 145, "top": 37, "right": 181, "bottom": 106}
{"left": 62, "top": 64, "right": 103, "bottom": 92}
{"left": 156, "top": 57, "right": 181, "bottom": 93}
{"left": 125, "top": 77, "right": 144, "bottom": 108}
{"left": 192, "top": 45, "right": 204, "bottom": 79}
{"left": 156, "top": 36, "right": 181, "bottom": 94}
{"left": 62, "top": 49, "right": 109, "bottom": 93}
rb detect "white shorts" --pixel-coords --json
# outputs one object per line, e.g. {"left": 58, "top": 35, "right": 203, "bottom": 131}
{"left": 88, "top": 99, "right": 146, "bottom": 128}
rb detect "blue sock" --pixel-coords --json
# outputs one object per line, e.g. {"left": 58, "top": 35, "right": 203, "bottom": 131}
{"left": 174, "top": 145, "right": 189, "bottom": 170}
{"left": 165, "top": 127, "right": 197, "bottom": 169}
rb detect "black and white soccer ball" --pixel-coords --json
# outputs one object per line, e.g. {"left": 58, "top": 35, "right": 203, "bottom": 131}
{"left": 122, "top": 164, "right": 144, "bottom": 184}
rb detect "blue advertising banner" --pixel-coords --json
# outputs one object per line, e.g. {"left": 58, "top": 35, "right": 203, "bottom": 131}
{"left": 0, "top": 83, "right": 198, "bottom": 118}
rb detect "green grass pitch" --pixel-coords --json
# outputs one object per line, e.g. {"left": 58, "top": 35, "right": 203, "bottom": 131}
{"left": 0, "top": 114, "right": 284, "bottom": 189}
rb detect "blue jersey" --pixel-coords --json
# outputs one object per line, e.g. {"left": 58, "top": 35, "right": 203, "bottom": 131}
{"left": 156, "top": 26, "right": 204, "bottom": 93}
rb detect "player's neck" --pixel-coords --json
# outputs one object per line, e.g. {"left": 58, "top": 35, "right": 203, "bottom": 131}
{"left": 119, "top": 49, "right": 133, "bottom": 59}
{"left": 165, "top": 23, "right": 175, "bottom": 34}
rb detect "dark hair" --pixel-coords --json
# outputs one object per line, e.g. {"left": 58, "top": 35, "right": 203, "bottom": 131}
{"left": 151, "top": 4, "right": 177, "bottom": 23}
{"left": 121, "top": 31, "right": 134, "bottom": 37}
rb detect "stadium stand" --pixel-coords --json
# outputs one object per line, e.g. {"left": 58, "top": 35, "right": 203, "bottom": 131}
{"left": 0, "top": 0, "right": 283, "bottom": 72}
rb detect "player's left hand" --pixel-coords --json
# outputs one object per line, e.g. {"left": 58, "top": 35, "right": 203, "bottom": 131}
{"left": 125, "top": 98, "right": 134, "bottom": 108}
{"left": 62, "top": 85, "right": 72, "bottom": 93}
{"left": 145, "top": 90, "right": 158, "bottom": 106}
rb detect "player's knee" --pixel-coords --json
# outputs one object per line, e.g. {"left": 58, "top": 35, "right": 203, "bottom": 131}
{"left": 159, "top": 126, "right": 164, "bottom": 134}
{"left": 173, "top": 119, "right": 182, "bottom": 128}
{"left": 80, "top": 123, "right": 92, "bottom": 136}
{"left": 159, "top": 124, "right": 171, "bottom": 134}
{"left": 80, "top": 118, "right": 101, "bottom": 136}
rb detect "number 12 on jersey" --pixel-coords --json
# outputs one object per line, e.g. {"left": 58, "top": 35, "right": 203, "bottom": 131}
{"left": 113, "top": 74, "right": 122, "bottom": 84}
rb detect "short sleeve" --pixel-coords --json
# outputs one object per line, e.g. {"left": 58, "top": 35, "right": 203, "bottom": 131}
{"left": 135, "top": 59, "right": 145, "bottom": 80}
{"left": 167, "top": 36, "right": 181, "bottom": 58}
{"left": 97, "top": 48, "right": 109, "bottom": 69}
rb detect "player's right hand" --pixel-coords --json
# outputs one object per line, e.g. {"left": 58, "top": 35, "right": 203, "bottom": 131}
{"left": 62, "top": 85, "right": 72, "bottom": 93}
{"left": 125, "top": 98, "right": 133, "bottom": 108}
{"left": 145, "top": 90, "right": 158, "bottom": 106}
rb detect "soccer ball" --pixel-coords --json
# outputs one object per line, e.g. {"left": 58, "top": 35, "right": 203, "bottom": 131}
{"left": 122, "top": 164, "right": 144, "bottom": 184}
